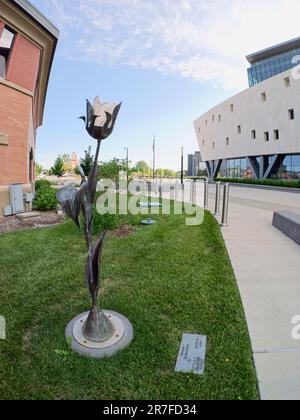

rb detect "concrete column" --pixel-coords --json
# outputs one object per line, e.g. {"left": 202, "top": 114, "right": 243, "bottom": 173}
{"left": 259, "top": 156, "right": 269, "bottom": 179}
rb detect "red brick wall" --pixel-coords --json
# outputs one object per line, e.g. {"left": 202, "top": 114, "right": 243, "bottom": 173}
{"left": 0, "top": 83, "right": 32, "bottom": 186}
{"left": 6, "top": 33, "right": 41, "bottom": 92}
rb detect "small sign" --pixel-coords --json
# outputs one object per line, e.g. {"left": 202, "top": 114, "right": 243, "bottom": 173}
{"left": 175, "top": 334, "right": 207, "bottom": 375}
{"left": 140, "top": 202, "right": 162, "bottom": 208}
{"left": 0, "top": 316, "right": 6, "bottom": 340}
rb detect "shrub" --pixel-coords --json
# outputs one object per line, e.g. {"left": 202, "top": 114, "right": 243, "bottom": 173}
{"left": 91, "top": 192, "right": 141, "bottom": 233}
{"left": 93, "top": 210, "right": 119, "bottom": 233}
{"left": 33, "top": 187, "right": 58, "bottom": 211}
{"left": 35, "top": 179, "right": 51, "bottom": 192}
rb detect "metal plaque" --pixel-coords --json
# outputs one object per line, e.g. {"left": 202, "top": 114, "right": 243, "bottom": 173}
{"left": 175, "top": 334, "right": 207, "bottom": 375}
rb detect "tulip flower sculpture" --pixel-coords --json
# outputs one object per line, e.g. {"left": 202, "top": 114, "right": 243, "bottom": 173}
{"left": 57, "top": 97, "right": 122, "bottom": 346}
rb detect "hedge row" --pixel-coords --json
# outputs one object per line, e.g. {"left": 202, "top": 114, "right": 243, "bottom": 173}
{"left": 217, "top": 178, "right": 300, "bottom": 189}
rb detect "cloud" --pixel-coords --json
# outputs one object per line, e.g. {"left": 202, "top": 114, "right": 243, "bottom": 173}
{"left": 39, "top": 0, "right": 300, "bottom": 90}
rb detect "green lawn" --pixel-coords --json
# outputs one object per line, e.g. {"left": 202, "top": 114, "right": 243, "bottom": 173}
{"left": 0, "top": 206, "right": 258, "bottom": 400}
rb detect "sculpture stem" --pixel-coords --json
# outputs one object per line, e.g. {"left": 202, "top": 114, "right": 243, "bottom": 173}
{"left": 88, "top": 139, "right": 102, "bottom": 305}
{"left": 82, "top": 139, "right": 114, "bottom": 342}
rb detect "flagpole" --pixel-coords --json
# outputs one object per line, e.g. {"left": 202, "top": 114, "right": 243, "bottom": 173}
{"left": 181, "top": 146, "right": 184, "bottom": 185}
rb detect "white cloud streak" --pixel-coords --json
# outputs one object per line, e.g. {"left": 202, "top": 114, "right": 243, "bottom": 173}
{"left": 41, "top": 0, "right": 300, "bottom": 90}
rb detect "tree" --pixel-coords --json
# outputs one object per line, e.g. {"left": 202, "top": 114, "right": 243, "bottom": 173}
{"left": 35, "top": 162, "right": 43, "bottom": 177}
{"left": 51, "top": 156, "right": 66, "bottom": 178}
{"left": 80, "top": 146, "right": 95, "bottom": 176}
{"left": 99, "top": 159, "right": 127, "bottom": 189}
{"left": 62, "top": 154, "right": 72, "bottom": 173}
{"left": 155, "top": 168, "right": 165, "bottom": 178}
{"left": 135, "top": 160, "right": 149, "bottom": 174}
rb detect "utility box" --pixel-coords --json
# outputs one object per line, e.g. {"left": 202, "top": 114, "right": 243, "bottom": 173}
{"left": 4, "top": 206, "right": 13, "bottom": 217}
{"left": 10, "top": 184, "right": 24, "bottom": 214}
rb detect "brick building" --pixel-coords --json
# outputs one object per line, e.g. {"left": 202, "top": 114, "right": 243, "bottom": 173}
{"left": 70, "top": 152, "right": 79, "bottom": 171}
{"left": 0, "top": 0, "right": 58, "bottom": 216}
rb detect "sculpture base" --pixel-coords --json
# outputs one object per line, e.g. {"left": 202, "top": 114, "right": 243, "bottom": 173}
{"left": 65, "top": 310, "right": 133, "bottom": 359}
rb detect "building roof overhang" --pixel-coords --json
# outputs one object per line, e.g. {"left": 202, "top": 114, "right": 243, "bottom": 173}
{"left": 0, "top": 0, "right": 59, "bottom": 126}
{"left": 11, "top": 0, "right": 59, "bottom": 39}
{"left": 246, "top": 36, "right": 300, "bottom": 64}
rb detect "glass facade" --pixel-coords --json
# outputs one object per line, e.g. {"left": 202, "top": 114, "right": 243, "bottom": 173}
{"left": 218, "top": 155, "right": 300, "bottom": 179}
{"left": 248, "top": 47, "right": 300, "bottom": 87}
{"left": 272, "top": 155, "right": 300, "bottom": 179}
{"left": 220, "top": 158, "right": 253, "bottom": 179}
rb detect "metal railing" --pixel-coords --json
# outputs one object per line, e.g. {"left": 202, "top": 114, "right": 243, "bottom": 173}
{"left": 133, "top": 178, "right": 231, "bottom": 227}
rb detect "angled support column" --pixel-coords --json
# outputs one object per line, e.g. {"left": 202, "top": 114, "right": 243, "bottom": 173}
{"left": 247, "top": 157, "right": 259, "bottom": 179}
{"left": 263, "top": 154, "right": 285, "bottom": 179}
{"left": 212, "top": 159, "right": 223, "bottom": 180}
{"left": 259, "top": 156, "right": 269, "bottom": 179}
{"left": 206, "top": 160, "right": 223, "bottom": 180}
{"left": 206, "top": 161, "right": 213, "bottom": 180}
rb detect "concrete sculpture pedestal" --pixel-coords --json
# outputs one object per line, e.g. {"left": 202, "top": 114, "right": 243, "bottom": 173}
{"left": 65, "top": 310, "right": 133, "bottom": 359}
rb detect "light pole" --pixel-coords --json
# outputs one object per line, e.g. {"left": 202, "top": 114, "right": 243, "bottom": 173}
{"left": 181, "top": 147, "right": 184, "bottom": 185}
{"left": 124, "top": 147, "right": 129, "bottom": 188}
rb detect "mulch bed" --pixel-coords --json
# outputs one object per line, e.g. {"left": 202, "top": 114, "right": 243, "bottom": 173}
{"left": 0, "top": 212, "right": 65, "bottom": 234}
{"left": 0, "top": 214, "right": 136, "bottom": 237}
{"left": 108, "top": 224, "right": 136, "bottom": 238}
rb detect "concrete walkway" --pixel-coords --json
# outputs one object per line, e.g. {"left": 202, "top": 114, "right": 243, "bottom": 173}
{"left": 204, "top": 183, "right": 300, "bottom": 400}
{"left": 158, "top": 180, "right": 300, "bottom": 399}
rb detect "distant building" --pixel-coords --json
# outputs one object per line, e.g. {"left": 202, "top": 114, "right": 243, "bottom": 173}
{"left": 71, "top": 152, "right": 79, "bottom": 170}
{"left": 187, "top": 152, "right": 201, "bottom": 177}
{"left": 194, "top": 36, "right": 300, "bottom": 180}
{"left": 0, "top": 0, "right": 59, "bottom": 215}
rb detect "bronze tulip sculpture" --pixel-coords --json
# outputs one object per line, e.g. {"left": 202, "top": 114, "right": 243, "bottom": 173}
{"left": 57, "top": 97, "right": 131, "bottom": 355}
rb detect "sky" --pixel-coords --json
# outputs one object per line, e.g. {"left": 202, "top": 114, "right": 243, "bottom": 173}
{"left": 33, "top": 0, "right": 300, "bottom": 170}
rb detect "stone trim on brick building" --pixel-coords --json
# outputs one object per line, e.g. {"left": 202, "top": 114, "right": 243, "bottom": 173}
{"left": 0, "top": 0, "right": 58, "bottom": 216}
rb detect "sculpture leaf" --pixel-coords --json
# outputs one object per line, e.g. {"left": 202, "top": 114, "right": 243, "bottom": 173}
{"left": 86, "top": 231, "right": 107, "bottom": 300}
{"left": 56, "top": 183, "right": 87, "bottom": 228}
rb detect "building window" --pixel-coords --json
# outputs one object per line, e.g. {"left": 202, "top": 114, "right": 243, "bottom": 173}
{"left": 230, "top": 104, "right": 234, "bottom": 112}
{"left": 0, "top": 26, "right": 15, "bottom": 79}
{"left": 212, "top": 142, "right": 216, "bottom": 150}
{"left": 0, "top": 132, "right": 9, "bottom": 146}
{"left": 226, "top": 137, "right": 230, "bottom": 146}
{"left": 289, "top": 109, "right": 295, "bottom": 120}
{"left": 198, "top": 127, "right": 201, "bottom": 134}
{"left": 205, "top": 119, "right": 208, "bottom": 126}
{"left": 273, "top": 129, "right": 279, "bottom": 140}
{"left": 237, "top": 125, "right": 241, "bottom": 134}
{"left": 284, "top": 76, "right": 291, "bottom": 87}
{"left": 264, "top": 131, "right": 269, "bottom": 142}
{"left": 218, "top": 114, "right": 221, "bottom": 122}
{"left": 212, "top": 115, "right": 215, "bottom": 122}
{"left": 261, "top": 92, "right": 267, "bottom": 102}
{"left": 251, "top": 130, "right": 256, "bottom": 139}
{"left": 202, "top": 140, "right": 205, "bottom": 147}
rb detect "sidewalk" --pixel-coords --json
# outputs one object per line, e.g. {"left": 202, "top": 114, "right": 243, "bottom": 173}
{"left": 159, "top": 180, "right": 300, "bottom": 400}
{"left": 206, "top": 183, "right": 300, "bottom": 400}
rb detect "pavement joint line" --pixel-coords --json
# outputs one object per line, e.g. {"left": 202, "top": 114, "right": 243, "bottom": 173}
{"left": 254, "top": 346, "right": 300, "bottom": 355}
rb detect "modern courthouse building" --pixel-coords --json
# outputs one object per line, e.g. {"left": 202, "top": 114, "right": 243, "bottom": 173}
{"left": 0, "top": 0, "right": 58, "bottom": 216}
{"left": 194, "top": 37, "right": 300, "bottom": 180}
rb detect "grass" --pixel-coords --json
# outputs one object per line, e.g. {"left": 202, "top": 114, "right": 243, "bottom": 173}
{"left": 0, "top": 202, "right": 259, "bottom": 400}
{"left": 218, "top": 177, "right": 300, "bottom": 189}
